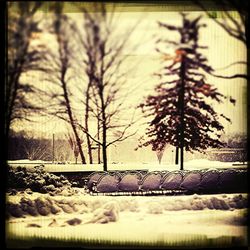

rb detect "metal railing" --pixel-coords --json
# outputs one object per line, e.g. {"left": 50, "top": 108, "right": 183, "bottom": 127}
{"left": 84, "top": 169, "right": 248, "bottom": 195}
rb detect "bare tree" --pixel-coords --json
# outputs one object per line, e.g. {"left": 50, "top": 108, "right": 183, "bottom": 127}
{"left": 66, "top": 131, "right": 84, "bottom": 164}
{"left": 36, "top": 3, "right": 139, "bottom": 169}
{"left": 40, "top": 3, "right": 87, "bottom": 164}
{"left": 6, "top": 2, "right": 44, "bottom": 138}
{"left": 194, "top": 0, "right": 247, "bottom": 45}
{"left": 71, "top": 3, "right": 139, "bottom": 170}
{"left": 194, "top": 0, "right": 248, "bottom": 79}
{"left": 23, "top": 140, "right": 50, "bottom": 161}
{"left": 53, "top": 138, "right": 71, "bottom": 163}
{"left": 156, "top": 146, "right": 166, "bottom": 165}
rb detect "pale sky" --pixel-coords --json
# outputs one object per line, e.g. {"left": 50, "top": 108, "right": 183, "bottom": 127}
{"left": 14, "top": 10, "right": 247, "bottom": 139}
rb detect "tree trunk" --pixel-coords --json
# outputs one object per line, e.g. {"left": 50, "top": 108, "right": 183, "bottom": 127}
{"left": 180, "top": 147, "right": 184, "bottom": 170}
{"left": 102, "top": 144, "right": 107, "bottom": 171}
{"left": 97, "top": 116, "right": 101, "bottom": 164}
{"left": 85, "top": 85, "right": 93, "bottom": 164}
{"left": 179, "top": 56, "right": 186, "bottom": 170}
{"left": 100, "top": 89, "right": 107, "bottom": 171}
{"left": 175, "top": 147, "right": 179, "bottom": 165}
{"left": 55, "top": 7, "right": 86, "bottom": 165}
{"left": 101, "top": 113, "right": 108, "bottom": 171}
{"left": 61, "top": 77, "right": 86, "bottom": 164}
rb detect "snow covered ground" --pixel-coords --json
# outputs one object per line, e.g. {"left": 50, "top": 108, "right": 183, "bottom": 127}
{"left": 6, "top": 191, "right": 248, "bottom": 248}
{"left": 6, "top": 159, "right": 248, "bottom": 247}
{"left": 7, "top": 159, "right": 248, "bottom": 172}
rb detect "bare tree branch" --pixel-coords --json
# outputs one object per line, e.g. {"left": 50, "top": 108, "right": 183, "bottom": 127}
{"left": 194, "top": 0, "right": 247, "bottom": 45}
{"left": 209, "top": 72, "right": 249, "bottom": 79}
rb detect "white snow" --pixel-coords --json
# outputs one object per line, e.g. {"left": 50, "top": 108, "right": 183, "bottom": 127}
{"left": 6, "top": 160, "right": 248, "bottom": 247}
{"left": 6, "top": 192, "right": 248, "bottom": 247}
{"left": 7, "top": 159, "right": 248, "bottom": 172}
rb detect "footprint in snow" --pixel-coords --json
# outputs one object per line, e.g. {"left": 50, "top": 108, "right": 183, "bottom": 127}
{"left": 26, "top": 223, "right": 41, "bottom": 228}
{"left": 61, "top": 218, "right": 82, "bottom": 227}
{"left": 48, "top": 218, "right": 59, "bottom": 227}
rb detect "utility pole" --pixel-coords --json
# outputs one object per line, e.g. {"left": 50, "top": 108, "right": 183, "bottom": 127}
{"left": 52, "top": 133, "right": 55, "bottom": 163}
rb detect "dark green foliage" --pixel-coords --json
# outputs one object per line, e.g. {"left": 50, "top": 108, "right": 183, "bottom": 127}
{"left": 7, "top": 165, "right": 71, "bottom": 193}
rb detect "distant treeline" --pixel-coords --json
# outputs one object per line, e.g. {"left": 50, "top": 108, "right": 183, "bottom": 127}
{"left": 207, "top": 132, "right": 248, "bottom": 162}
{"left": 7, "top": 130, "right": 248, "bottom": 163}
{"left": 7, "top": 130, "right": 72, "bottom": 162}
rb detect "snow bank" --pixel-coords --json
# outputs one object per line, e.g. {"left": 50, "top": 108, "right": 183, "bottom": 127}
{"left": 6, "top": 192, "right": 248, "bottom": 248}
{"left": 6, "top": 192, "right": 248, "bottom": 220}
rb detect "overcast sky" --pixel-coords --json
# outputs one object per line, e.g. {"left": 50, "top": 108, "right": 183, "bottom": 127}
{"left": 14, "top": 9, "right": 247, "bottom": 138}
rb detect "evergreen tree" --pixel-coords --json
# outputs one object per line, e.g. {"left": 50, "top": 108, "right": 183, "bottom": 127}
{"left": 139, "top": 13, "right": 235, "bottom": 170}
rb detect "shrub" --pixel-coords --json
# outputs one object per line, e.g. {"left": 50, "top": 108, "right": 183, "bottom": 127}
{"left": 7, "top": 165, "right": 71, "bottom": 193}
